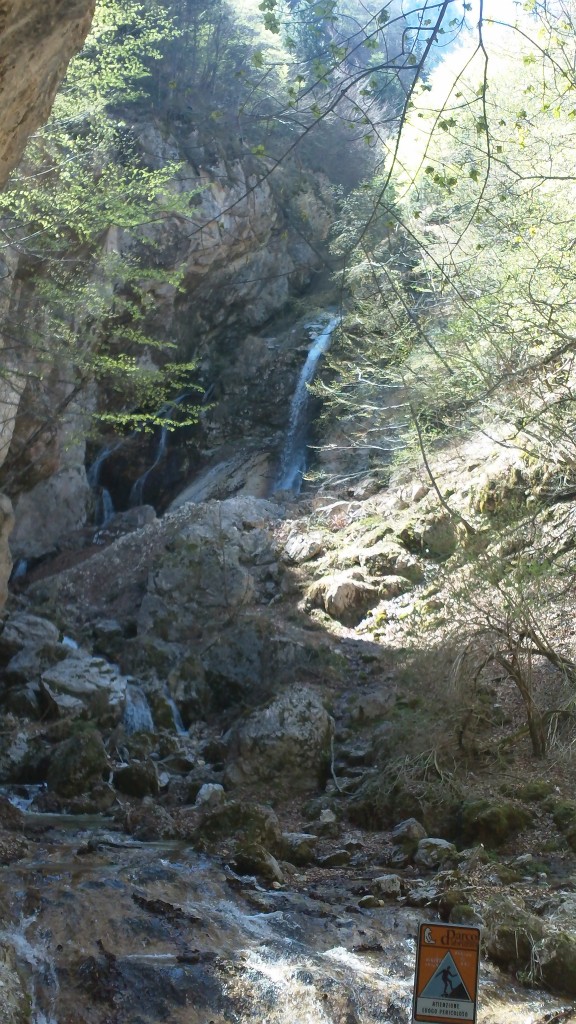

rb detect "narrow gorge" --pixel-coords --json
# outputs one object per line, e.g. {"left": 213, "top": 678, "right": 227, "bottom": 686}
{"left": 1, "top": 3, "right": 576, "bottom": 1024}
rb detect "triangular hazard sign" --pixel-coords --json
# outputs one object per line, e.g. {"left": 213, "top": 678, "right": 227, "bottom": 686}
{"left": 420, "top": 952, "right": 471, "bottom": 1001}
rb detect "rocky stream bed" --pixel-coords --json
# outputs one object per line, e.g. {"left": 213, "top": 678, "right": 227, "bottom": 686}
{"left": 1, "top": 491, "right": 576, "bottom": 1023}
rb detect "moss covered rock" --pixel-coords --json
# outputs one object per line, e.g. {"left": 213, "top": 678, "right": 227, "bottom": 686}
{"left": 46, "top": 730, "right": 109, "bottom": 798}
{"left": 459, "top": 798, "right": 532, "bottom": 848}
{"left": 397, "top": 512, "right": 458, "bottom": 560}
{"left": 538, "top": 932, "right": 576, "bottom": 995}
{"left": 484, "top": 894, "right": 545, "bottom": 968}
{"left": 196, "top": 800, "right": 281, "bottom": 851}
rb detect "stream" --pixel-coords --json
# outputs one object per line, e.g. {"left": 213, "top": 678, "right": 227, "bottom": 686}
{"left": 0, "top": 812, "right": 569, "bottom": 1024}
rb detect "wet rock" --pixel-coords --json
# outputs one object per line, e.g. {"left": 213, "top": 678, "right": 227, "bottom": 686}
{"left": 39, "top": 681, "right": 85, "bottom": 718}
{"left": 124, "top": 802, "right": 177, "bottom": 840}
{"left": 314, "top": 808, "right": 340, "bottom": 838}
{"left": 280, "top": 832, "right": 319, "bottom": 866}
{"left": 0, "top": 830, "right": 27, "bottom": 865}
{"left": 0, "top": 942, "right": 29, "bottom": 1024}
{"left": 83, "top": 782, "right": 117, "bottom": 813}
{"left": 230, "top": 842, "right": 284, "bottom": 883}
{"left": 113, "top": 759, "right": 159, "bottom": 798}
{"left": 358, "top": 894, "right": 382, "bottom": 908}
{"left": 459, "top": 799, "right": 532, "bottom": 848}
{"left": 414, "top": 838, "right": 458, "bottom": 870}
{"left": 47, "top": 730, "right": 109, "bottom": 798}
{"left": 224, "top": 685, "right": 332, "bottom": 794}
{"left": 484, "top": 894, "right": 545, "bottom": 968}
{"left": 0, "top": 796, "right": 25, "bottom": 831}
{"left": 3, "top": 683, "right": 42, "bottom": 719}
{"left": 404, "top": 881, "right": 443, "bottom": 907}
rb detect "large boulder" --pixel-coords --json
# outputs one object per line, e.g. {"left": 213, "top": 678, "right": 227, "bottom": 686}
{"left": 359, "top": 540, "right": 424, "bottom": 582}
{"left": 0, "top": 611, "right": 59, "bottom": 656}
{"left": 484, "top": 894, "right": 545, "bottom": 968}
{"left": 538, "top": 932, "right": 576, "bottom": 996}
{"left": 46, "top": 730, "right": 109, "bottom": 798}
{"left": 41, "top": 649, "right": 129, "bottom": 715}
{"left": 306, "top": 569, "right": 380, "bottom": 626}
{"left": 225, "top": 685, "right": 332, "bottom": 794}
{"left": 459, "top": 798, "right": 532, "bottom": 848}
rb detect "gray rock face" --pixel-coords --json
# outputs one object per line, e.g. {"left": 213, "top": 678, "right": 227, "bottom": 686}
{"left": 10, "top": 465, "right": 91, "bottom": 560}
{"left": 0, "top": 611, "right": 59, "bottom": 655}
{"left": 413, "top": 838, "right": 458, "bottom": 870}
{"left": 41, "top": 650, "right": 129, "bottom": 707}
{"left": 372, "top": 874, "right": 402, "bottom": 898}
{"left": 0, "top": 0, "right": 95, "bottom": 607}
{"left": 283, "top": 530, "right": 326, "bottom": 564}
{"left": 391, "top": 818, "right": 428, "bottom": 852}
{"left": 225, "top": 685, "right": 332, "bottom": 794}
{"left": 280, "top": 832, "right": 319, "bottom": 866}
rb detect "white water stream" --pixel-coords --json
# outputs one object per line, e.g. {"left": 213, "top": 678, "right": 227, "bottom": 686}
{"left": 275, "top": 315, "right": 340, "bottom": 493}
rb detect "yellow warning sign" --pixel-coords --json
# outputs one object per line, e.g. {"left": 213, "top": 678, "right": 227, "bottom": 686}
{"left": 413, "top": 923, "right": 481, "bottom": 1024}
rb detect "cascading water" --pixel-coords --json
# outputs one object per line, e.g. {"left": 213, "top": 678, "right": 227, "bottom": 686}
{"left": 87, "top": 441, "right": 122, "bottom": 526}
{"left": 275, "top": 315, "right": 340, "bottom": 493}
{"left": 0, "top": 916, "right": 60, "bottom": 1024}
{"left": 163, "top": 684, "right": 187, "bottom": 735}
{"left": 123, "top": 684, "right": 155, "bottom": 735}
{"left": 129, "top": 393, "right": 190, "bottom": 507}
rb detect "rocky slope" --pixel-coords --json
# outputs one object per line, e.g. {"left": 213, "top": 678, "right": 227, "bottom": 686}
{"left": 1, "top": 429, "right": 576, "bottom": 1018}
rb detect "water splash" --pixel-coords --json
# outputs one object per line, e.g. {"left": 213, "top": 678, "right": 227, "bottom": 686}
{"left": 275, "top": 316, "right": 340, "bottom": 493}
{"left": 0, "top": 915, "right": 59, "bottom": 1024}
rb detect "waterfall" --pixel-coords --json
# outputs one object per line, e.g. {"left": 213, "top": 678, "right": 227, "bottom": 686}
{"left": 275, "top": 315, "right": 340, "bottom": 493}
{"left": 164, "top": 685, "right": 187, "bottom": 735}
{"left": 129, "top": 393, "right": 189, "bottom": 507}
{"left": 87, "top": 441, "right": 122, "bottom": 526}
{"left": 123, "top": 684, "right": 155, "bottom": 735}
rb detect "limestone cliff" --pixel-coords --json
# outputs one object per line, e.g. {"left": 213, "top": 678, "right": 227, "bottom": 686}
{"left": 0, "top": 0, "right": 95, "bottom": 600}
{"left": 2, "top": 116, "right": 336, "bottom": 561}
{"left": 0, "top": 0, "right": 95, "bottom": 188}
